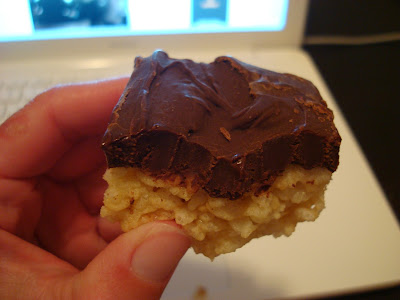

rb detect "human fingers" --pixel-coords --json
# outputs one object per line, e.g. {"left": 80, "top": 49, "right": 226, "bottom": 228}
{"left": 0, "top": 229, "right": 78, "bottom": 300}
{"left": 2, "top": 171, "right": 121, "bottom": 270}
{"left": 36, "top": 177, "right": 108, "bottom": 269}
{"left": 0, "top": 143, "right": 110, "bottom": 265}
{"left": 0, "top": 222, "right": 190, "bottom": 300}
{"left": 0, "top": 178, "right": 41, "bottom": 242}
{"left": 47, "top": 135, "right": 106, "bottom": 182}
{"left": 79, "top": 221, "right": 190, "bottom": 299}
{"left": 0, "top": 77, "right": 128, "bottom": 179}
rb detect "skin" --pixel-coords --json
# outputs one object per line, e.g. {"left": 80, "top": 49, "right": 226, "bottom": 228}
{"left": 0, "top": 78, "right": 190, "bottom": 300}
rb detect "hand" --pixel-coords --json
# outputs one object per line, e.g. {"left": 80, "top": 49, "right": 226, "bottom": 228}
{"left": 0, "top": 79, "right": 190, "bottom": 300}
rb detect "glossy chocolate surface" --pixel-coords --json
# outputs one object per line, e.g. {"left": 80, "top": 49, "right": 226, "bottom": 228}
{"left": 103, "top": 51, "right": 341, "bottom": 199}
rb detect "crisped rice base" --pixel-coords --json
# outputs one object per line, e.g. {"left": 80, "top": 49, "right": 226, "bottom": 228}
{"left": 101, "top": 165, "right": 332, "bottom": 259}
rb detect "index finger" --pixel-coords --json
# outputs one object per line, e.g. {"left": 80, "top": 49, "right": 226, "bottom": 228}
{"left": 0, "top": 77, "right": 128, "bottom": 178}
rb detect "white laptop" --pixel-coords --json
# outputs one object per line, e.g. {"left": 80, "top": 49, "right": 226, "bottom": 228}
{"left": 1, "top": 1, "right": 399, "bottom": 299}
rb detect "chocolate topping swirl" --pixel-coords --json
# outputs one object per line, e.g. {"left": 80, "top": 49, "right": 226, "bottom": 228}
{"left": 102, "top": 50, "right": 341, "bottom": 199}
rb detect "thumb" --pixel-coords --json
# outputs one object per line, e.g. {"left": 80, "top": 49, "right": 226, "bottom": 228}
{"left": 76, "top": 221, "right": 190, "bottom": 300}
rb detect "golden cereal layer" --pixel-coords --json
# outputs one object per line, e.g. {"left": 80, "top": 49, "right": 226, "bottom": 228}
{"left": 101, "top": 165, "right": 331, "bottom": 259}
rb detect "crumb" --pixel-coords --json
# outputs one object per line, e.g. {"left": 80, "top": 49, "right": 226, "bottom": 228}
{"left": 193, "top": 286, "right": 208, "bottom": 300}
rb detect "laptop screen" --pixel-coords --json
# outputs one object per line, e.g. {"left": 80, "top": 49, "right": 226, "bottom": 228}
{"left": 0, "top": 0, "right": 288, "bottom": 42}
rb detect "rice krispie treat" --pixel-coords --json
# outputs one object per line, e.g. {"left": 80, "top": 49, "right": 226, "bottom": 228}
{"left": 101, "top": 50, "right": 341, "bottom": 259}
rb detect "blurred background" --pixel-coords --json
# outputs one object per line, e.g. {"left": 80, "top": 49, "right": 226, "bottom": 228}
{"left": 29, "top": 0, "right": 128, "bottom": 28}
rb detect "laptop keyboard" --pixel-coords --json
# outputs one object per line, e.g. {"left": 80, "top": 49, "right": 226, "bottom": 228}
{"left": 0, "top": 79, "right": 54, "bottom": 123}
{"left": 0, "top": 74, "right": 123, "bottom": 124}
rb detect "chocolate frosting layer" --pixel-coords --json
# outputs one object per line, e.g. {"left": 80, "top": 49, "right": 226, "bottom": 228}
{"left": 102, "top": 50, "right": 341, "bottom": 199}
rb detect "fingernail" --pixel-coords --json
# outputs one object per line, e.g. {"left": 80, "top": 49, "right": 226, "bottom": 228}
{"left": 131, "top": 223, "right": 190, "bottom": 283}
